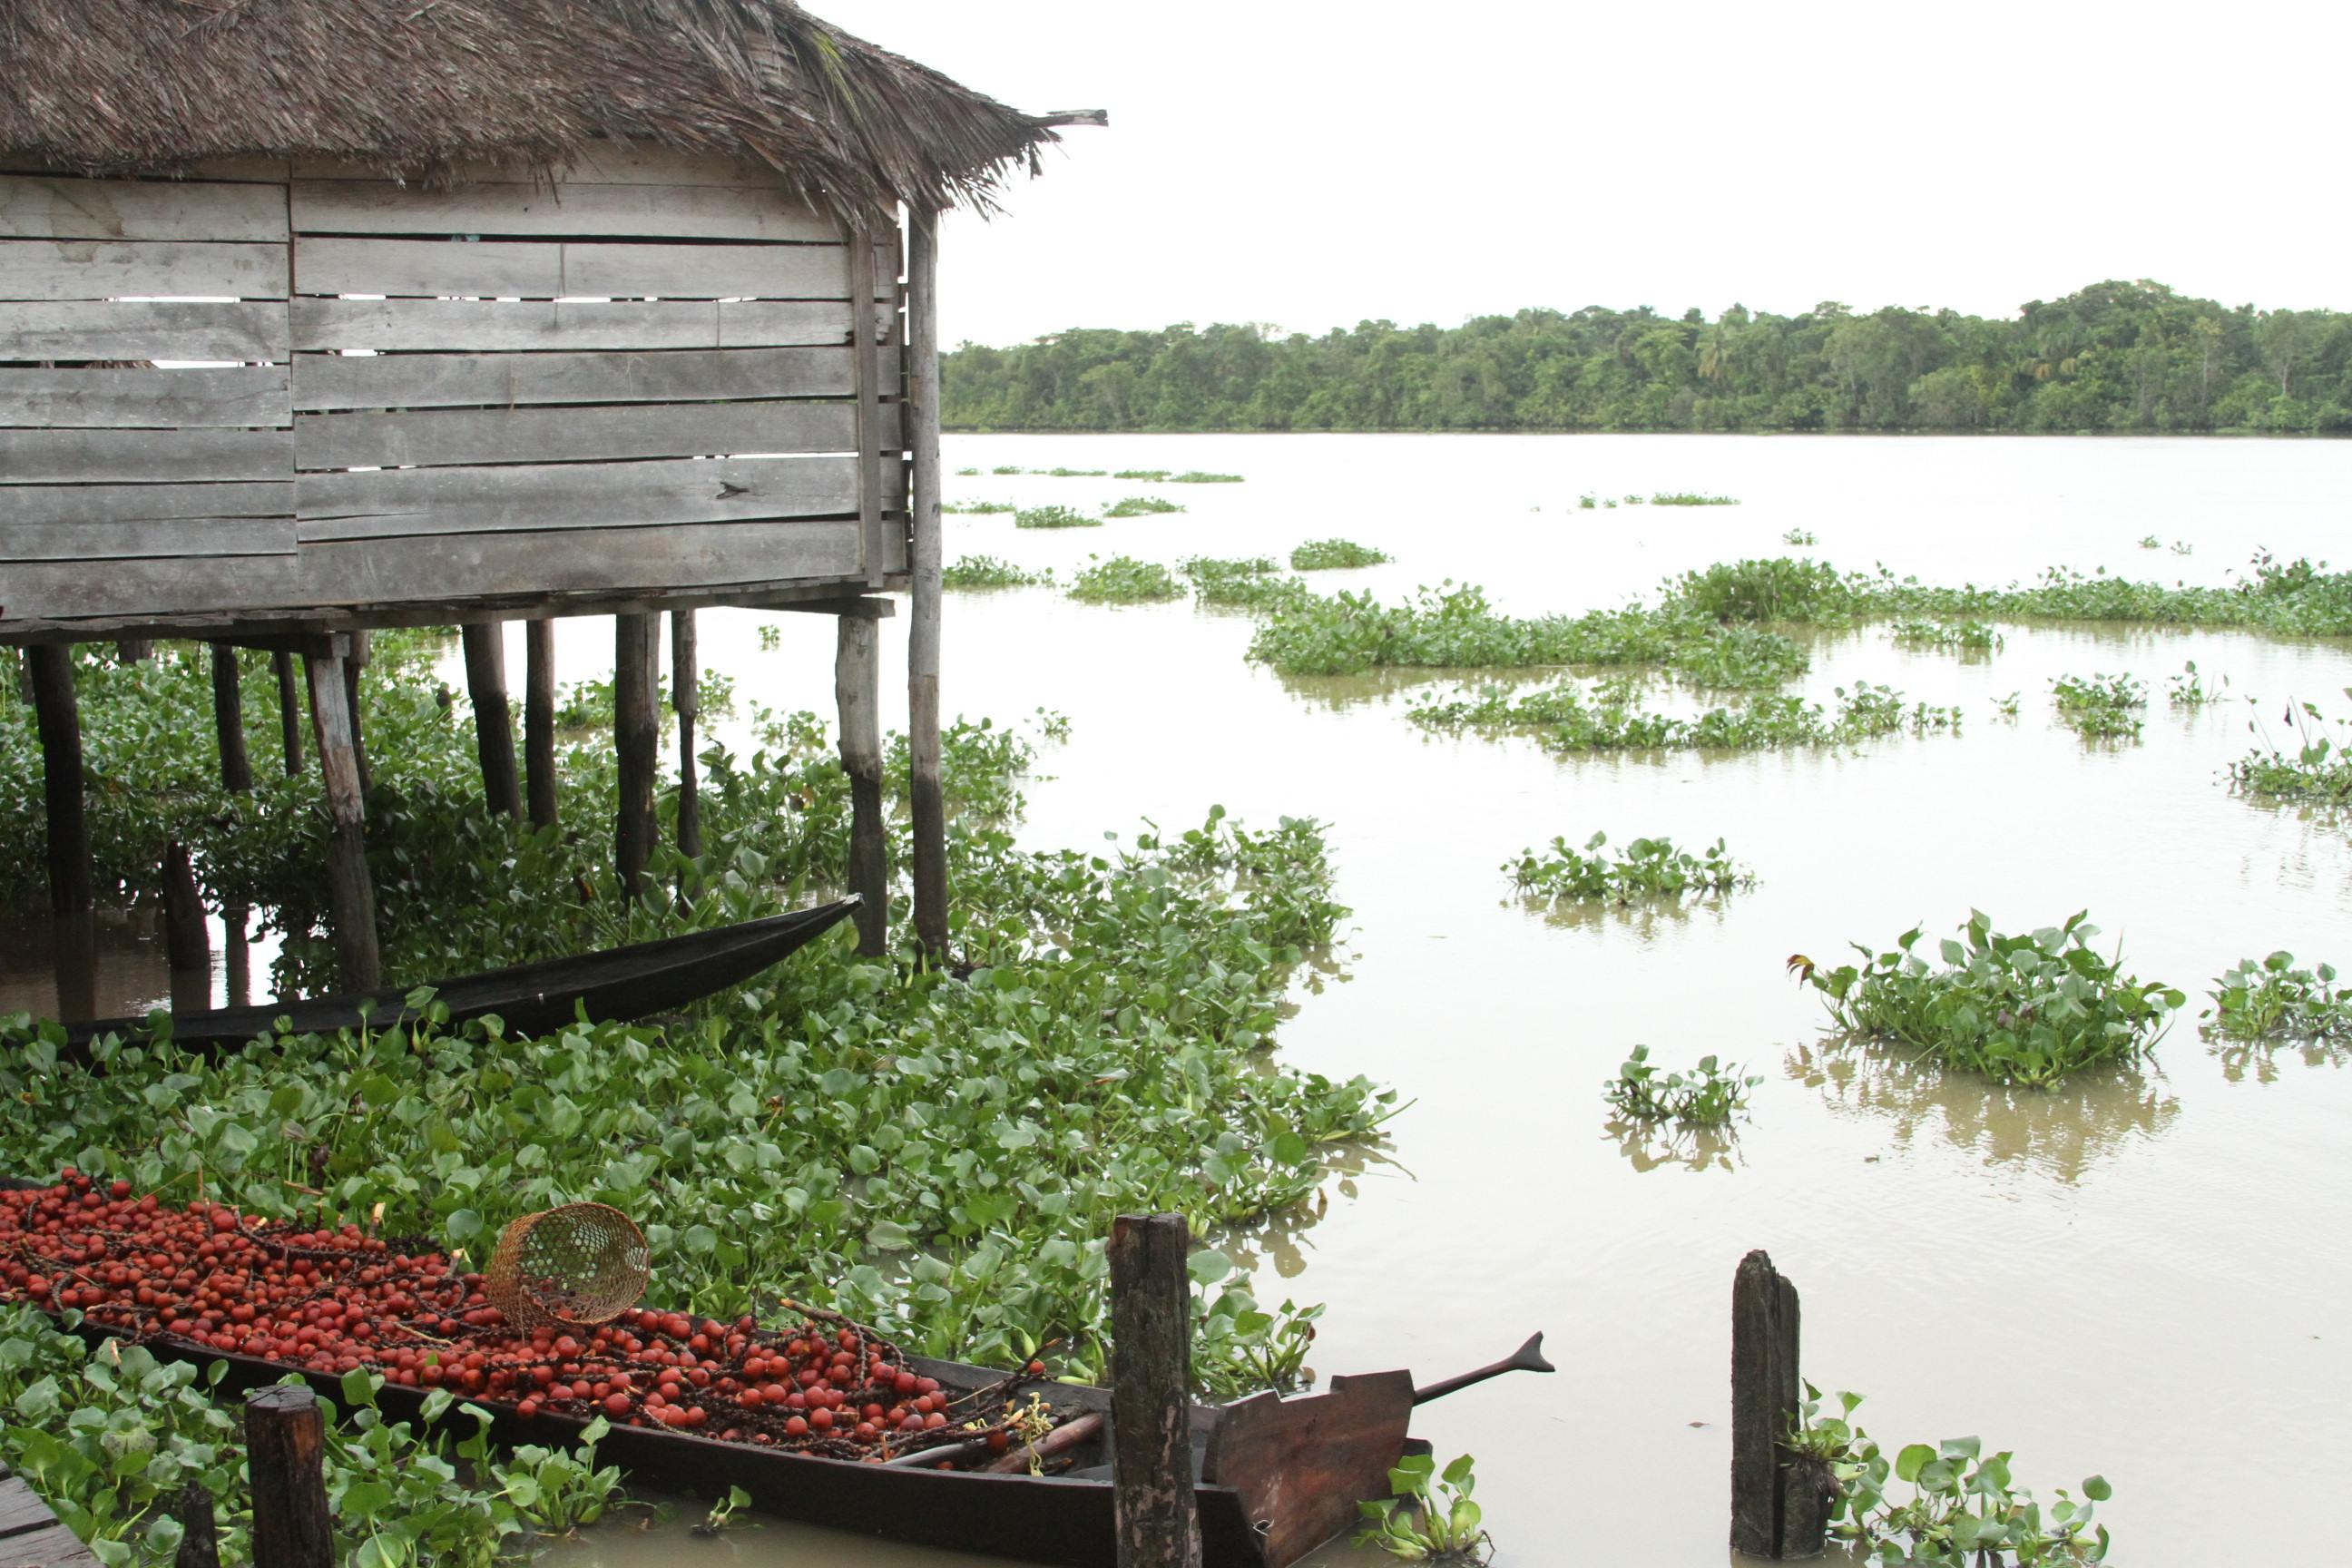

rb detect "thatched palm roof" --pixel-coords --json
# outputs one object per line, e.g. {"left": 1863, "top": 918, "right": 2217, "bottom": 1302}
{"left": 0, "top": 0, "right": 1062, "bottom": 219}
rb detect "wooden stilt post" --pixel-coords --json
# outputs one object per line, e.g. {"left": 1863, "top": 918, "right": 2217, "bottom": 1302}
{"left": 172, "top": 1478, "right": 221, "bottom": 1568}
{"left": 613, "top": 612, "right": 660, "bottom": 898}
{"left": 243, "top": 1386, "right": 332, "bottom": 1568}
{"left": 1109, "top": 1213, "right": 1202, "bottom": 1568}
{"left": 342, "top": 631, "right": 371, "bottom": 797}
{"left": 116, "top": 638, "right": 152, "bottom": 662}
{"left": 303, "top": 641, "right": 380, "bottom": 992}
{"left": 671, "top": 610, "right": 702, "bottom": 860}
{"left": 835, "top": 612, "right": 887, "bottom": 955}
{"left": 162, "top": 840, "right": 210, "bottom": 973}
{"left": 223, "top": 903, "right": 252, "bottom": 1008}
{"left": 524, "top": 618, "right": 558, "bottom": 829}
{"left": 460, "top": 621, "right": 521, "bottom": 818}
{"left": 8, "top": 646, "right": 31, "bottom": 704}
{"left": 210, "top": 644, "right": 252, "bottom": 794}
{"left": 906, "top": 211, "right": 948, "bottom": 957}
{"left": 28, "top": 645, "right": 93, "bottom": 922}
{"left": 1731, "top": 1250, "right": 1829, "bottom": 1558}
{"left": 271, "top": 649, "right": 303, "bottom": 777}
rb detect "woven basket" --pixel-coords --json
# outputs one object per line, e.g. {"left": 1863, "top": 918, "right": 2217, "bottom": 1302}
{"left": 483, "top": 1203, "right": 649, "bottom": 1330}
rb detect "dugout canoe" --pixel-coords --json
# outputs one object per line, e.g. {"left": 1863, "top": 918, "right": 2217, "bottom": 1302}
{"left": 14, "top": 1278, "right": 1547, "bottom": 1567}
{"left": 54, "top": 898, "right": 859, "bottom": 1055}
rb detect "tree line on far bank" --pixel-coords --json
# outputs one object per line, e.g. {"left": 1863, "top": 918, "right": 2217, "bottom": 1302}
{"left": 938, "top": 279, "right": 2351, "bottom": 436}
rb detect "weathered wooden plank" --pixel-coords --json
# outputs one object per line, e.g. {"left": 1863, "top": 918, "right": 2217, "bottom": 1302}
{"left": 289, "top": 296, "right": 893, "bottom": 352}
{"left": 295, "top": 398, "right": 899, "bottom": 471}
{"left": 0, "top": 519, "right": 870, "bottom": 622}
{"left": 0, "top": 518, "right": 297, "bottom": 563}
{"left": 0, "top": 366, "right": 290, "bottom": 427}
{"left": 291, "top": 146, "right": 777, "bottom": 189}
{"left": 0, "top": 1517, "right": 102, "bottom": 1564}
{"left": 291, "top": 236, "right": 892, "bottom": 300}
{"left": 0, "top": 481, "right": 290, "bottom": 526}
{"left": 0, "top": 299, "right": 289, "bottom": 360}
{"left": 295, "top": 456, "right": 870, "bottom": 539}
{"left": 291, "top": 179, "right": 836, "bottom": 241}
{"left": 0, "top": 240, "right": 288, "bottom": 300}
{"left": 1109, "top": 1213, "right": 1203, "bottom": 1568}
{"left": 0, "top": 175, "right": 289, "bottom": 241}
{"left": 848, "top": 227, "right": 884, "bottom": 584}
{"left": 0, "top": 1472, "right": 62, "bottom": 1536}
{"left": 0, "top": 426, "right": 290, "bottom": 483}
{"left": 289, "top": 346, "right": 848, "bottom": 411}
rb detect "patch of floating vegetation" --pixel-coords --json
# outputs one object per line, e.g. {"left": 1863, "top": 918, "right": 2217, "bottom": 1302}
{"left": 1506, "top": 830, "right": 1752, "bottom": 904}
{"left": 1169, "top": 471, "right": 1243, "bottom": 484}
{"left": 1289, "top": 538, "right": 1391, "bottom": 571}
{"left": 942, "top": 554, "right": 1054, "bottom": 589}
{"left": 1888, "top": 617, "right": 2004, "bottom": 653}
{"left": 1013, "top": 505, "right": 1099, "bottom": 530}
{"left": 2229, "top": 699, "right": 2352, "bottom": 807}
{"left": 2204, "top": 950, "right": 2352, "bottom": 1044}
{"left": 1068, "top": 554, "right": 1185, "bottom": 603}
{"left": 1648, "top": 492, "right": 1740, "bottom": 506}
{"left": 1412, "top": 678, "right": 1959, "bottom": 753}
{"left": 941, "top": 499, "right": 1017, "bottom": 514}
{"left": 1781, "top": 528, "right": 1818, "bottom": 546}
{"left": 1794, "top": 910, "right": 2185, "bottom": 1088}
{"left": 1182, "top": 557, "right": 1309, "bottom": 612}
{"left": 1102, "top": 495, "right": 1185, "bottom": 517}
{"left": 2050, "top": 672, "right": 2148, "bottom": 740}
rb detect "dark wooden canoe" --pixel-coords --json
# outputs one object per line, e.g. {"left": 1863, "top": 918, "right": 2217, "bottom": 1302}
{"left": 56, "top": 898, "right": 859, "bottom": 1054}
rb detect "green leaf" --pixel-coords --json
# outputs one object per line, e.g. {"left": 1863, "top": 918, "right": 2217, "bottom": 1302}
{"left": 2083, "top": 1474, "right": 2112, "bottom": 1501}
{"left": 1895, "top": 1443, "right": 1936, "bottom": 1483}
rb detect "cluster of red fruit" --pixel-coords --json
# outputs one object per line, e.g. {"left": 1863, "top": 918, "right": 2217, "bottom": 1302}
{"left": 0, "top": 1175, "right": 1012, "bottom": 1461}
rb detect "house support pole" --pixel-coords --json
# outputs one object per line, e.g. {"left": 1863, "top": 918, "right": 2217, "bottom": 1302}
{"left": 524, "top": 619, "right": 558, "bottom": 828}
{"left": 162, "top": 840, "right": 209, "bottom": 974}
{"left": 210, "top": 645, "right": 252, "bottom": 794}
{"left": 342, "top": 631, "right": 371, "bottom": 797}
{"left": 835, "top": 612, "right": 887, "bottom": 955}
{"left": 671, "top": 610, "right": 703, "bottom": 860}
{"left": 613, "top": 612, "right": 660, "bottom": 898}
{"left": 461, "top": 622, "right": 521, "bottom": 818}
{"left": 303, "top": 641, "right": 380, "bottom": 991}
{"left": 28, "top": 645, "right": 92, "bottom": 923}
{"left": 906, "top": 211, "right": 948, "bottom": 957}
{"left": 1731, "top": 1250, "right": 1830, "bottom": 1558}
{"left": 271, "top": 650, "right": 303, "bottom": 777}
{"left": 1109, "top": 1213, "right": 1201, "bottom": 1568}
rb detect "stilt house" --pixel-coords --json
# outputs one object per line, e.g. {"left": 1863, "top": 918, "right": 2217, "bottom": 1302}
{"left": 0, "top": 0, "right": 1094, "bottom": 992}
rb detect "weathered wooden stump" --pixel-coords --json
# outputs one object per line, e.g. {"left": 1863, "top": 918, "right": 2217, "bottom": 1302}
{"left": 243, "top": 1386, "right": 331, "bottom": 1568}
{"left": 1109, "top": 1212, "right": 1202, "bottom": 1568}
{"left": 1731, "top": 1249, "right": 1828, "bottom": 1558}
{"left": 172, "top": 1477, "right": 221, "bottom": 1568}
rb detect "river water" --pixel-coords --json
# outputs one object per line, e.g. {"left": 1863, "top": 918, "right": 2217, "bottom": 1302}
{"left": 12, "top": 434, "right": 2352, "bottom": 1564}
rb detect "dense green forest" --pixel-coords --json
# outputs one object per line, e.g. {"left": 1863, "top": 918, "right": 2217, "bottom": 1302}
{"left": 938, "top": 280, "right": 2352, "bottom": 435}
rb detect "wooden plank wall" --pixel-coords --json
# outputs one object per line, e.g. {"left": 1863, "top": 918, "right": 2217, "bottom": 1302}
{"left": 1, "top": 147, "right": 910, "bottom": 630}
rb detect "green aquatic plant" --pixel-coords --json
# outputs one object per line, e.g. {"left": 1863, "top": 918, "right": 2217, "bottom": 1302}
{"left": 1670, "top": 624, "right": 1810, "bottom": 688}
{"left": 1577, "top": 495, "right": 1599, "bottom": 510}
{"left": 1289, "top": 538, "right": 1393, "bottom": 571}
{"left": 1781, "top": 528, "right": 1818, "bottom": 546}
{"left": 2227, "top": 698, "right": 2352, "bottom": 807}
{"left": 2049, "top": 673, "right": 2147, "bottom": 739}
{"left": 1355, "top": 1453, "right": 1490, "bottom": 1563}
{"left": 942, "top": 499, "right": 1018, "bottom": 514}
{"left": 1183, "top": 557, "right": 1308, "bottom": 612}
{"left": 943, "top": 554, "right": 1054, "bottom": 589}
{"left": 1888, "top": 618, "right": 2004, "bottom": 653}
{"left": 1013, "top": 505, "right": 1099, "bottom": 530}
{"left": 1411, "top": 680, "right": 1958, "bottom": 753}
{"left": 1663, "top": 558, "right": 1857, "bottom": 623}
{"left": 2136, "top": 534, "right": 2162, "bottom": 549}
{"left": 2204, "top": 951, "right": 2352, "bottom": 1042}
{"left": 1795, "top": 910, "right": 2185, "bottom": 1087}
{"left": 1044, "top": 466, "right": 1109, "bottom": 477}
{"left": 954, "top": 466, "right": 980, "bottom": 476}
{"left": 1101, "top": 495, "right": 1185, "bottom": 517}
{"left": 1167, "top": 470, "right": 1244, "bottom": 484}
{"left": 1112, "top": 468, "right": 1171, "bottom": 481}
{"left": 1649, "top": 492, "right": 1739, "bottom": 506}
{"left": 1067, "top": 554, "right": 1185, "bottom": 603}
{"left": 1505, "top": 831, "right": 1751, "bottom": 904}
{"left": 1602, "top": 1045, "right": 1759, "bottom": 1127}
{"left": 990, "top": 464, "right": 1024, "bottom": 475}
{"left": 1791, "top": 1386, "right": 2113, "bottom": 1565}
{"left": 2165, "top": 661, "right": 2225, "bottom": 706}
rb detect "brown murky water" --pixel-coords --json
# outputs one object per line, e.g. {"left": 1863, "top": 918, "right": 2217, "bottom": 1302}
{"left": 8, "top": 435, "right": 2349, "bottom": 1565}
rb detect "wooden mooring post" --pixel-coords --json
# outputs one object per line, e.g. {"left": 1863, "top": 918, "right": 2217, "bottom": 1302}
{"left": 270, "top": 650, "right": 303, "bottom": 778}
{"left": 209, "top": 645, "right": 251, "bottom": 794}
{"left": 302, "top": 641, "right": 380, "bottom": 992}
{"left": 1731, "top": 1250, "right": 1831, "bottom": 1559}
{"left": 671, "top": 610, "right": 703, "bottom": 860}
{"left": 524, "top": 618, "right": 558, "bottom": 829}
{"left": 162, "top": 841, "right": 209, "bottom": 975}
{"left": 906, "top": 210, "right": 948, "bottom": 958}
{"left": 1109, "top": 1213, "right": 1202, "bottom": 1568}
{"left": 460, "top": 621, "right": 521, "bottom": 819}
{"left": 243, "top": 1386, "right": 331, "bottom": 1568}
{"left": 27, "top": 646, "right": 93, "bottom": 923}
{"left": 835, "top": 612, "right": 887, "bottom": 954}
{"left": 613, "top": 612, "right": 661, "bottom": 897}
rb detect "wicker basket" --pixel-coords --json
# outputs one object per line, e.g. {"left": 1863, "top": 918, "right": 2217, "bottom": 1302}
{"left": 483, "top": 1203, "right": 649, "bottom": 1330}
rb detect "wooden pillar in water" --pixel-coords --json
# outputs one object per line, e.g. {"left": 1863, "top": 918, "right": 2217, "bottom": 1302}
{"left": 209, "top": 644, "right": 252, "bottom": 794}
{"left": 906, "top": 211, "right": 948, "bottom": 957}
{"left": 524, "top": 619, "right": 558, "bottom": 829}
{"left": 223, "top": 904, "right": 252, "bottom": 1008}
{"left": 163, "top": 839, "right": 211, "bottom": 1014}
{"left": 28, "top": 645, "right": 93, "bottom": 921}
{"left": 613, "top": 612, "right": 660, "bottom": 898}
{"left": 270, "top": 649, "right": 303, "bottom": 777}
{"left": 461, "top": 621, "right": 521, "bottom": 818}
{"left": 342, "top": 630, "right": 372, "bottom": 797}
{"left": 116, "top": 637, "right": 152, "bottom": 663}
{"left": 302, "top": 641, "right": 380, "bottom": 992}
{"left": 243, "top": 1386, "right": 332, "bottom": 1568}
{"left": 1731, "top": 1249, "right": 1829, "bottom": 1558}
{"left": 671, "top": 610, "right": 703, "bottom": 860}
{"left": 835, "top": 613, "right": 887, "bottom": 954}
{"left": 1109, "top": 1213, "right": 1201, "bottom": 1568}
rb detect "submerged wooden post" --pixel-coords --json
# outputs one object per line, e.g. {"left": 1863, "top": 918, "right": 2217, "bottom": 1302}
{"left": 524, "top": 618, "right": 558, "bottom": 829}
{"left": 613, "top": 612, "right": 660, "bottom": 897}
{"left": 162, "top": 840, "right": 210, "bottom": 974}
{"left": 906, "top": 211, "right": 948, "bottom": 957}
{"left": 671, "top": 610, "right": 703, "bottom": 860}
{"left": 27, "top": 644, "right": 93, "bottom": 922}
{"left": 303, "top": 642, "right": 380, "bottom": 992}
{"left": 835, "top": 613, "right": 887, "bottom": 954}
{"left": 243, "top": 1385, "right": 331, "bottom": 1568}
{"left": 1731, "top": 1250, "right": 1828, "bottom": 1558}
{"left": 342, "top": 630, "right": 372, "bottom": 797}
{"left": 271, "top": 649, "right": 303, "bottom": 777}
{"left": 209, "top": 645, "right": 252, "bottom": 794}
{"left": 172, "top": 1477, "right": 222, "bottom": 1568}
{"left": 1109, "top": 1213, "right": 1201, "bottom": 1568}
{"left": 460, "top": 621, "right": 521, "bottom": 818}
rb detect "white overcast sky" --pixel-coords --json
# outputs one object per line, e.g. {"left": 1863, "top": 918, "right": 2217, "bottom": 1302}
{"left": 818, "top": 0, "right": 2350, "bottom": 348}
